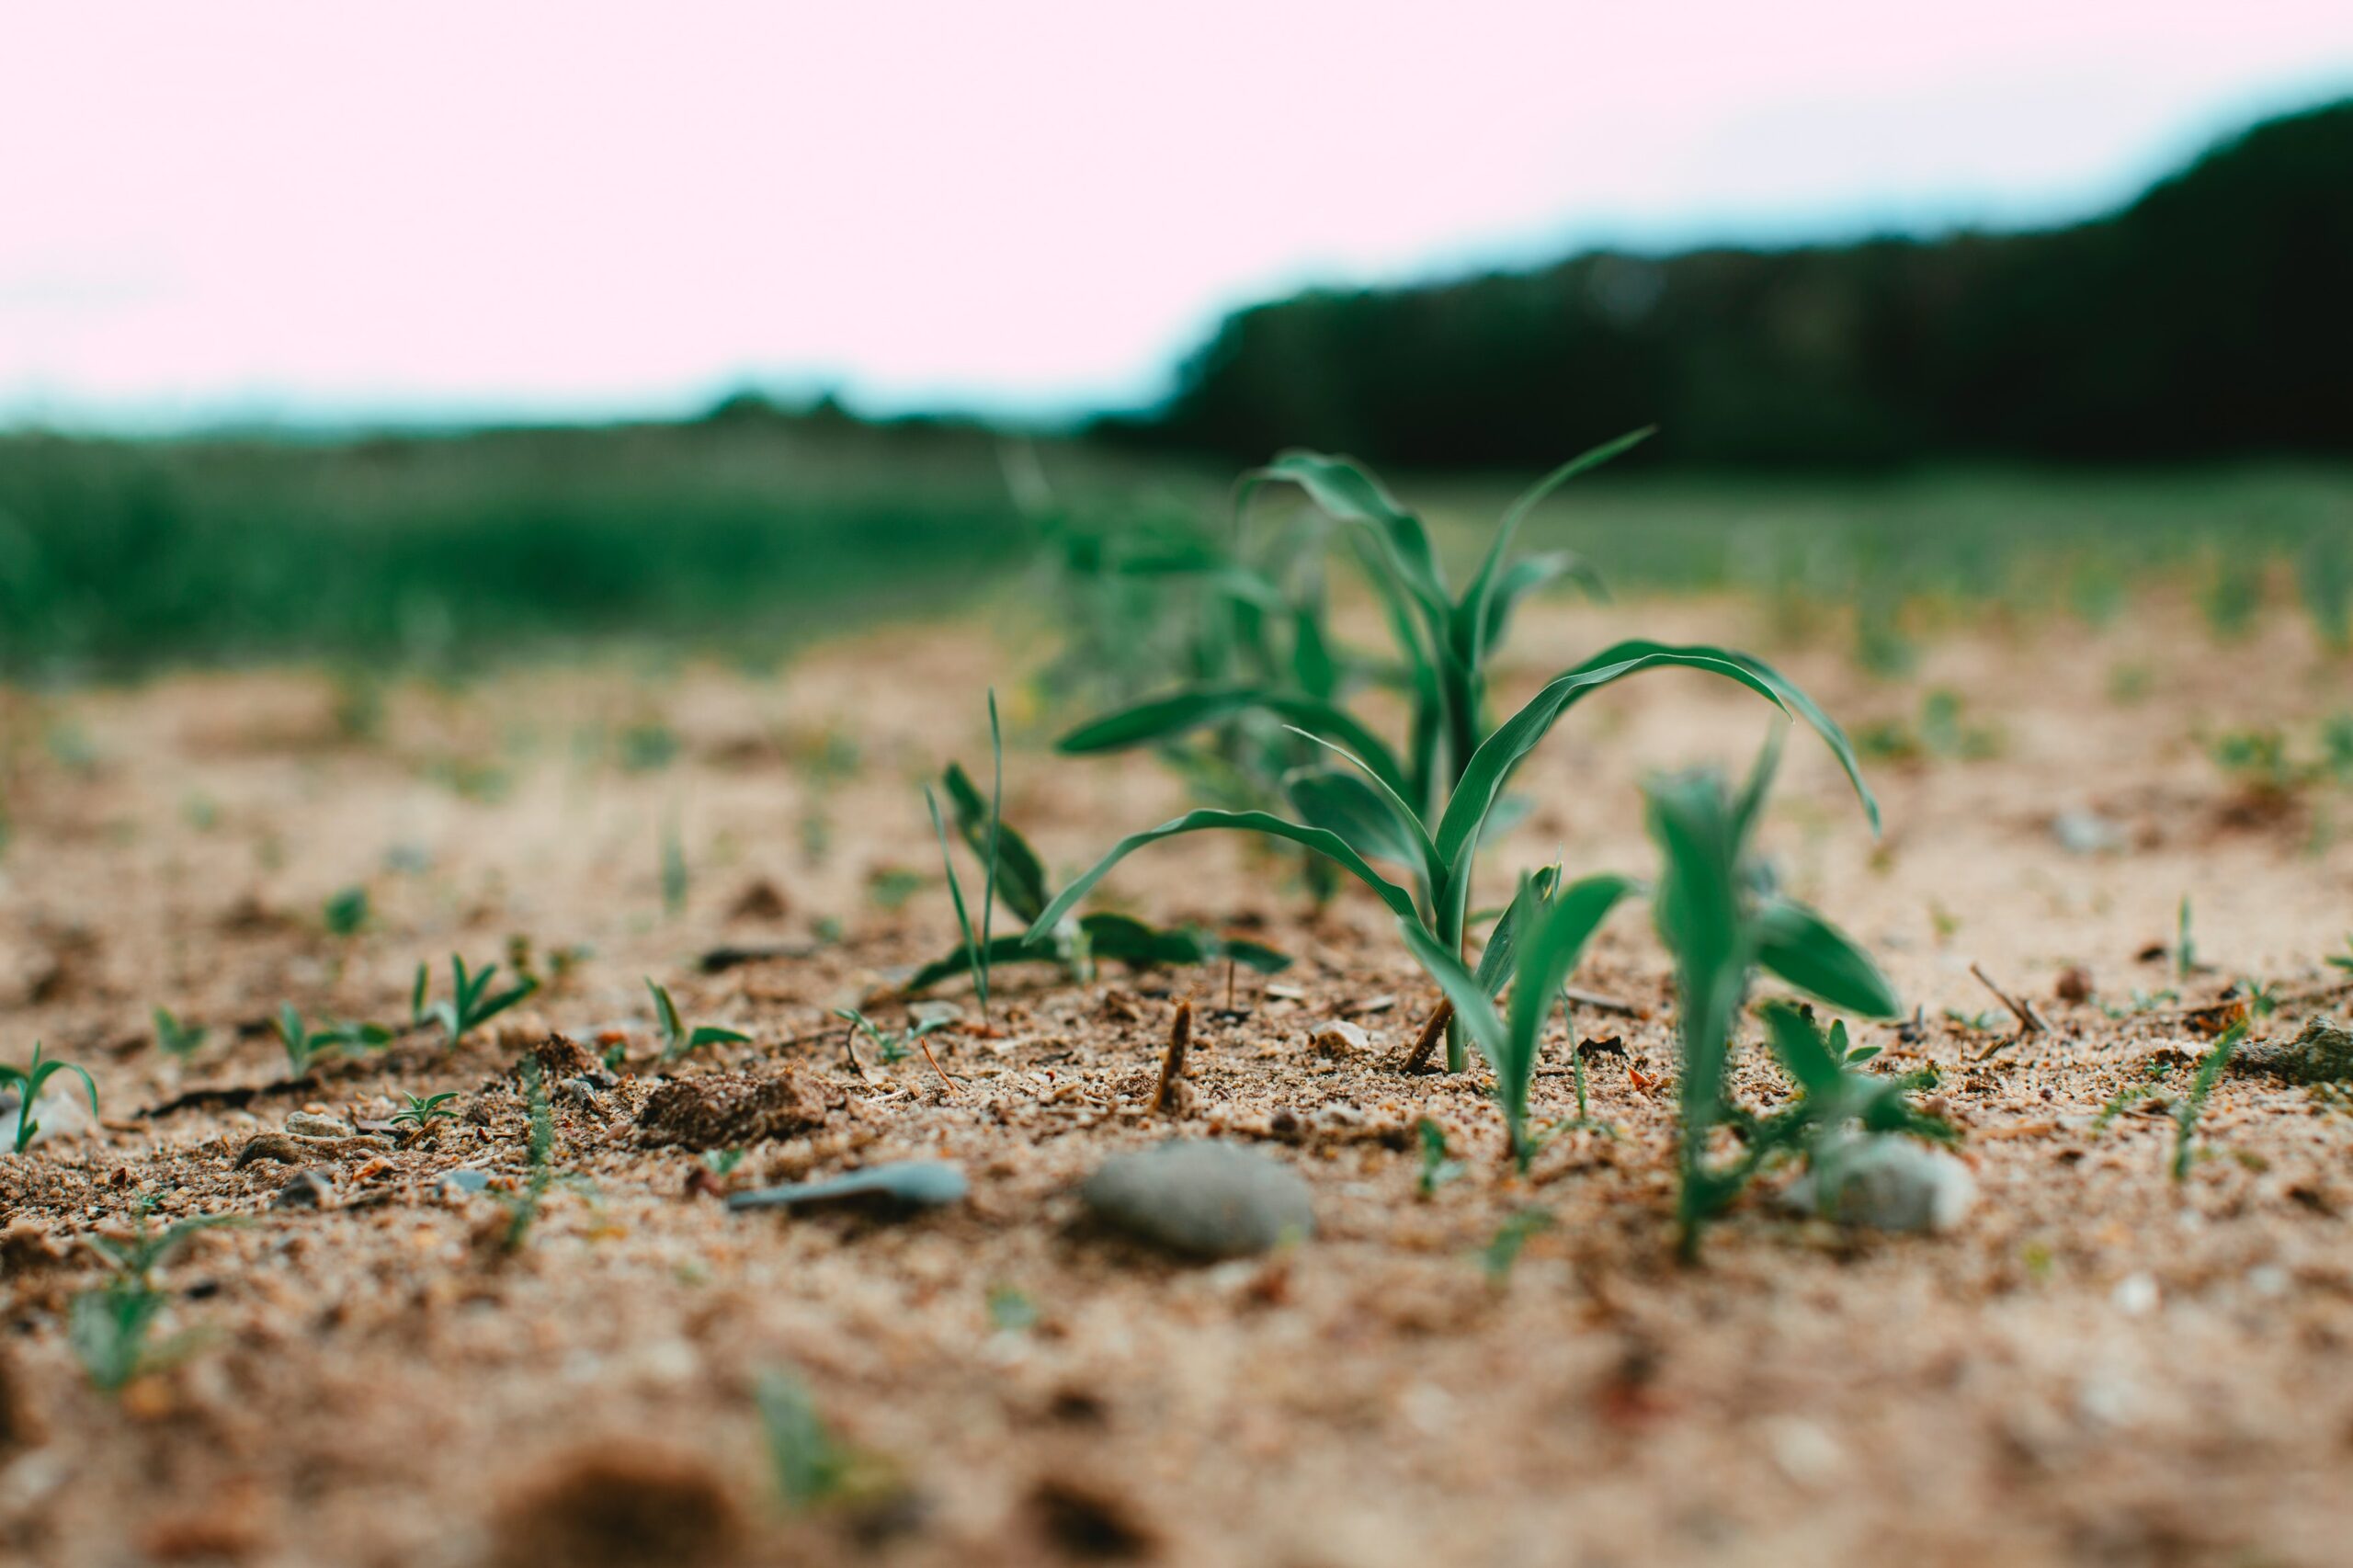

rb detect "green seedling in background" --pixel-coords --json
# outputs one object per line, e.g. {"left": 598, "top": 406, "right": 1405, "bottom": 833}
{"left": 829, "top": 1007, "right": 948, "bottom": 1068}
{"left": 757, "top": 1367, "right": 852, "bottom": 1512}
{"left": 921, "top": 692, "right": 1006, "bottom": 1021}
{"left": 1481, "top": 1208, "right": 1555, "bottom": 1286}
{"left": 152, "top": 1006, "right": 208, "bottom": 1060}
{"left": 660, "top": 813, "right": 688, "bottom": 916}
{"left": 274, "top": 1006, "right": 390, "bottom": 1079}
{"left": 1414, "top": 1119, "right": 1465, "bottom": 1198}
{"left": 1643, "top": 735, "right": 1910, "bottom": 1259}
{"left": 647, "top": 978, "right": 752, "bottom": 1063}
{"left": 323, "top": 885, "right": 369, "bottom": 937}
{"left": 2177, "top": 895, "right": 2197, "bottom": 980}
{"left": 2093, "top": 1060, "right": 2174, "bottom": 1132}
{"left": 499, "top": 1060, "right": 556, "bottom": 1251}
{"left": 908, "top": 756, "right": 1289, "bottom": 997}
{"left": 389, "top": 1091, "right": 460, "bottom": 1128}
{"left": 2, "top": 1041, "right": 99, "bottom": 1154}
{"left": 412, "top": 954, "right": 538, "bottom": 1046}
{"left": 2330, "top": 935, "right": 2353, "bottom": 977}
{"left": 71, "top": 1206, "right": 244, "bottom": 1392}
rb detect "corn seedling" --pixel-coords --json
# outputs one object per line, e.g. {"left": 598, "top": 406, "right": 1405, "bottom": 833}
{"left": 412, "top": 954, "right": 538, "bottom": 1046}
{"left": 72, "top": 1206, "right": 243, "bottom": 1392}
{"left": 756, "top": 1367, "right": 851, "bottom": 1511}
{"left": 274, "top": 1005, "right": 390, "bottom": 1079}
{"left": 647, "top": 978, "right": 752, "bottom": 1063}
{"left": 1401, "top": 867, "right": 1638, "bottom": 1169}
{"left": 389, "top": 1091, "right": 460, "bottom": 1128}
{"left": 1643, "top": 737, "right": 1907, "bottom": 1259}
{"left": 2, "top": 1041, "right": 99, "bottom": 1154}
{"left": 909, "top": 756, "right": 1290, "bottom": 997}
{"left": 2173, "top": 1021, "right": 2247, "bottom": 1181}
{"left": 1754, "top": 1000, "right": 1954, "bottom": 1182}
{"left": 2330, "top": 935, "right": 2353, "bottom": 976}
{"left": 1034, "top": 447, "right": 1876, "bottom": 1072}
{"left": 152, "top": 1006, "right": 208, "bottom": 1060}
{"left": 829, "top": 1006, "right": 948, "bottom": 1069}
{"left": 1414, "top": 1119, "right": 1465, "bottom": 1198}
{"left": 2177, "top": 895, "right": 2198, "bottom": 979}
{"left": 660, "top": 812, "right": 688, "bottom": 916}
{"left": 920, "top": 693, "right": 1006, "bottom": 1021}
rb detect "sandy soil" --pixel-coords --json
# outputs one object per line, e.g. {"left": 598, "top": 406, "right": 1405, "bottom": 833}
{"left": 2, "top": 589, "right": 2349, "bottom": 1568}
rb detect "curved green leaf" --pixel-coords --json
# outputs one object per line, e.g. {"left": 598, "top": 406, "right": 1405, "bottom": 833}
{"left": 944, "top": 762, "right": 1051, "bottom": 925}
{"left": 1755, "top": 895, "right": 1903, "bottom": 1018}
{"left": 1237, "top": 450, "right": 1446, "bottom": 609}
{"left": 1480, "top": 551, "right": 1607, "bottom": 652}
{"left": 1471, "top": 864, "right": 1559, "bottom": 995}
{"left": 1056, "top": 687, "right": 1411, "bottom": 801}
{"left": 1025, "top": 809, "right": 1423, "bottom": 942}
{"left": 1456, "top": 428, "right": 1649, "bottom": 668}
{"left": 1506, "top": 873, "right": 1640, "bottom": 1052}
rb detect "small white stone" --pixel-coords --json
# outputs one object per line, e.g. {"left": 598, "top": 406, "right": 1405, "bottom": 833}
{"left": 1312, "top": 1020, "right": 1370, "bottom": 1060}
{"left": 1786, "top": 1134, "right": 1975, "bottom": 1233}
{"left": 2111, "top": 1272, "right": 2160, "bottom": 1316}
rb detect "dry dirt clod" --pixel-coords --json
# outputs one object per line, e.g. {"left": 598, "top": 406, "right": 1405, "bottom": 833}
{"left": 282, "top": 1111, "right": 351, "bottom": 1139}
{"left": 1028, "top": 1471, "right": 1162, "bottom": 1562}
{"left": 233, "top": 1134, "right": 305, "bottom": 1168}
{"left": 2230, "top": 1015, "right": 2353, "bottom": 1085}
{"left": 635, "top": 1068, "right": 827, "bottom": 1151}
{"left": 272, "top": 1169, "right": 333, "bottom": 1210}
{"left": 490, "top": 1442, "right": 744, "bottom": 1568}
{"left": 523, "top": 1032, "right": 600, "bottom": 1080}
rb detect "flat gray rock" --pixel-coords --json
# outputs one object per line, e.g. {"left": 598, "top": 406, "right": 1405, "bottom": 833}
{"left": 727, "top": 1159, "right": 967, "bottom": 1213}
{"left": 1083, "top": 1140, "right": 1314, "bottom": 1258}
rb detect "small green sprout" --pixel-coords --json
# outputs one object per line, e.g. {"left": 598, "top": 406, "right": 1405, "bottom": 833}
{"left": 756, "top": 1367, "right": 851, "bottom": 1511}
{"left": 2173, "top": 1021, "right": 2248, "bottom": 1182}
{"left": 1942, "top": 1008, "right": 2000, "bottom": 1033}
{"left": 274, "top": 1006, "right": 390, "bottom": 1079}
{"left": 828, "top": 1007, "right": 946, "bottom": 1069}
{"left": 1481, "top": 1207, "right": 1554, "bottom": 1285}
{"left": 1414, "top": 1119, "right": 1465, "bottom": 1198}
{"left": 413, "top": 954, "right": 539, "bottom": 1046}
{"left": 499, "top": 1059, "right": 556, "bottom": 1251}
{"left": 2177, "top": 895, "right": 2197, "bottom": 980}
{"left": 388, "top": 1091, "right": 460, "bottom": 1128}
{"left": 71, "top": 1206, "right": 243, "bottom": 1392}
{"left": 153, "top": 1006, "right": 208, "bottom": 1060}
{"left": 922, "top": 691, "right": 1006, "bottom": 1022}
{"left": 986, "top": 1284, "right": 1040, "bottom": 1333}
{"left": 2328, "top": 935, "right": 2353, "bottom": 977}
{"left": 701, "top": 1147, "right": 745, "bottom": 1176}
{"left": 2093, "top": 1059, "right": 2175, "bottom": 1132}
{"left": 647, "top": 978, "right": 752, "bottom": 1063}
{"left": 2, "top": 1041, "right": 99, "bottom": 1155}
{"left": 660, "top": 813, "right": 688, "bottom": 917}
{"left": 323, "top": 885, "right": 369, "bottom": 937}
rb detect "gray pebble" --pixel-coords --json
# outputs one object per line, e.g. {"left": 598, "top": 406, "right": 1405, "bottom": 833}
{"left": 1082, "top": 1140, "right": 1314, "bottom": 1258}
{"left": 1784, "top": 1134, "right": 1973, "bottom": 1233}
{"left": 438, "top": 1168, "right": 493, "bottom": 1198}
{"left": 284, "top": 1111, "right": 354, "bottom": 1139}
{"left": 727, "top": 1159, "right": 967, "bottom": 1213}
{"left": 273, "top": 1170, "right": 334, "bottom": 1210}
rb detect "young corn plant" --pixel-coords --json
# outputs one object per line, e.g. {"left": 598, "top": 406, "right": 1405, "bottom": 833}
{"left": 274, "top": 1006, "right": 391, "bottom": 1079}
{"left": 907, "top": 757, "right": 1290, "bottom": 996}
{"left": 1400, "top": 867, "right": 1639, "bottom": 1169}
{"left": 2173, "top": 1020, "right": 2248, "bottom": 1181}
{"left": 413, "top": 954, "right": 538, "bottom": 1047}
{"left": 920, "top": 692, "right": 1006, "bottom": 1021}
{"left": 647, "top": 978, "right": 752, "bottom": 1063}
{"left": 1643, "top": 741, "right": 1912, "bottom": 1258}
{"left": 2, "top": 1041, "right": 99, "bottom": 1154}
{"left": 152, "top": 1006, "right": 208, "bottom": 1060}
{"left": 499, "top": 1059, "right": 556, "bottom": 1251}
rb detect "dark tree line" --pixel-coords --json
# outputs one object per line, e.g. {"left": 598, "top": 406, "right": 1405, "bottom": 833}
{"left": 1119, "top": 97, "right": 2353, "bottom": 470}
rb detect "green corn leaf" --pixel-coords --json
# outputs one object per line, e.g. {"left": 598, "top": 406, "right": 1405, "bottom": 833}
{"left": 923, "top": 784, "right": 983, "bottom": 1004}
{"left": 943, "top": 763, "right": 1051, "bottom": 925}
{"left": 1437, "top": 641, "right": 1880, "bottom": 883}
{"left": 1645, "top": 770, "right": 1751, "bottom": 1199}
{"left": 1753, "top": 896, "right": 1903, "bottom": 1018}
{"left": 1025, "top": 809, "right": 1423, "bottom": 942}
{"left": 1279, "top": 725, "right": 1447, "bottom": 896}
{"left": 1471, "top": 864, "right": 1561, "bottom": 996}
{"left": 904, "top": 933, "right": 1059, "bottom": 994}
{"left": 1237, "top": 450, "right": 1448, "bottom": 611}
{"left": 1456, "top": 427, "right": 1650, "bottom": 671}
{"left": 1759, "top": 998, "right": 1847, "bottom": 1098}
{"left": 1286, "top": 769, "right": 1425, "bottom": 877}
{"left": 1399, "top": 920, "right": 1510, "bottom": 1069}
{"left": 1056, "top": 687, "right": 1412, "bottom": 802}
{"left": 1478, "top": 551, "right": 1607, "bottom": 653}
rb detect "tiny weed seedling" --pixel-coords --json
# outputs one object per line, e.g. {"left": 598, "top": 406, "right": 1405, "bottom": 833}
{"left": 660, "top": 813, "right": 688, "bottom": 917}
{"left": 1415, "top": 1119, "right": 1466, "bottom": 1198}
{"left": 2177, "top": 895, "right": 2198, "bottom": 980}
{"left": 499, "top": 1059, "right": 556, "bottom": 1252}
{"left": 2327, "top": 934, "right": 2353, "bottom": 977}
{"left": 1754, "top": 1002, "right": 1955, "bottom": 1190}
{"left": 274, "top": 1005, "right": 390, "bottom": 1079}
{"left": 701, "top": 1146, "right": 745, "bottom": 1176}
{"left": 413, "top": 954, "right": 538, "bottom": 1047}
{"left": 389, "top": 1091, "right": 460, "bottom": 1129}
{"left": 830, "top": 1007, "right": 947, "bottom": 1069}
{"left": 2093, "top": 1060, "right": 2175, "bottom": 1132}
{"left": 2173, "top": 1021, "right": 2248, "bottom": 1181}
{"left": 152, "top": 1006, "right": 208, "bottom": 1060}
{"left": 921, "top": 691, "right": 1007, "bottom": 1022}
{"left": 2, "top": 1041, "right": 99, "bottom": 1154}
{"left": 647, "top": 978, "right": 752, "bottom": 1063}
{"left": 756, "top": 1367, "right": 851, "bottom": 1512}
{"left": 71, "top": 1206, "right": 243, "bottom": 1392}
{"left": 1034, "top": 447, "right": 1878, "bottom": 1073}
{"left": 1643, "top": 737, "right": 1907, "bottom": 1259}
{"left": 909, "top": 756, "right": 1290, "bottom": 997}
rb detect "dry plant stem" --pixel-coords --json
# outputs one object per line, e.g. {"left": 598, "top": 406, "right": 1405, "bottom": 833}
{"left": 1970, "top": 960, "right": 2052, "bottom": 1046}
{"left": 917, "top": 1035, "right": 961, "bottom": 1097}
{"left": 1402, "top": 1000, "right": 1455, "bottom": 1074}
{"left": 1150, "top": 1001, "right": 1192, "bottom": 1116}
{"left": 839, "top": 1019, "right": 871, "bottom": 1082}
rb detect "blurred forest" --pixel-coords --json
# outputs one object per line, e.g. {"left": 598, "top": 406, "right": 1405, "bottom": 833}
{"left": 1128, "top": 98, "right": 2353, "bottom": 468}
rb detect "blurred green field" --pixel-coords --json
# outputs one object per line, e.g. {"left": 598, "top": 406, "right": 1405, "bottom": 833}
{"left": 2, "top": 416, "right": 2347, "bottom": 680}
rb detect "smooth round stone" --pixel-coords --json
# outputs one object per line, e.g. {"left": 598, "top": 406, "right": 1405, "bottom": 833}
{"left": 1082, "top": 1140, "right": 1314, "bottom": 1258}
{"left": 1785, "top": 1135, "right": 1974, "bottom": 1233}
{"left": 726, "top": 1159, "right": 967, "bottom": 1213}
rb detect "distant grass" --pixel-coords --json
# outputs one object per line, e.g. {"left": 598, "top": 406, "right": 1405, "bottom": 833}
{"left": 0, "top": 421, "right": 1043, "bottom": 677}
{"left": 4, "top": 417, "right": 2345, "bottom": 679}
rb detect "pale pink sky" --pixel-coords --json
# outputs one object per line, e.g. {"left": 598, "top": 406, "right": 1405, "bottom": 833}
{"left": 3, "top": 1, "right": 2349, "bottom": 427}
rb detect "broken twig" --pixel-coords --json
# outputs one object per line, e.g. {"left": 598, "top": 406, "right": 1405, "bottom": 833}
{"left": 1149, "top": 1001, "right": 1192, "bottom": 1116}
{"left": 1401, "top": 999, "right": 1454, "bottom": 1074}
